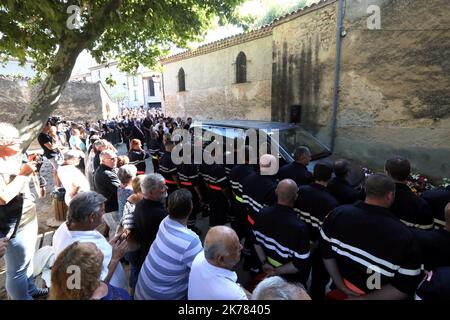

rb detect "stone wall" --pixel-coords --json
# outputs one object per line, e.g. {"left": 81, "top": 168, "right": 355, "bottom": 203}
{"left": 336, "top": 0, "right": 450, "bottom": 178}
{"left": 0, "top": 78, "right": 118, "bottom": 124}
{"left": 271, "top": 0, "right": 338, "bottom": 139}
{"left": 162, "top": 34, "right": 273, "bottom": 121}
{"left": 160, "top": 0, "right": 450, "bottom": 179}
{"left": 271, "top": 0, "right": 450, "bottom": 179}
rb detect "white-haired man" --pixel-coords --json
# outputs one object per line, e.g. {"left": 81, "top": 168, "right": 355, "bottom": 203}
{"left": 94, "top": 149, "right": 120, "bottom": 237}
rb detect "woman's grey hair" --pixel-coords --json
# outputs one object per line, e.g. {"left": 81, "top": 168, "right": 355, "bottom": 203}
{"left": 93, "top": 139, "right": 108, "bottom": 149}
{"left": 252, "top": 276, "right": 307, "bottom": 300}
{"left": 117, "top": 164, "right": 137, "bottom": 185}
{"left": 67, "top": 191, "right": 106, "bottom": 223}
{"left": 140, "top": 173, "right": 165, "bottom": 195}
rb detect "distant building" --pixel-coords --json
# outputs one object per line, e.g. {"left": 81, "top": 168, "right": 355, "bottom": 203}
{"left": 71, "top": 62, "right": 163, "bottom": 111}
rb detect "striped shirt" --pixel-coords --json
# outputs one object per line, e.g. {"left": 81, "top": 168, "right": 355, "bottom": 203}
{"left": 120, "top": 201, "right": 136, "bottom": 230}
{"left": 134, "top": 216, "right": 202, "bottom": 300}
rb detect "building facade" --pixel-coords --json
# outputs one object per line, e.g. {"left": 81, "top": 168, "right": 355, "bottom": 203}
{"left": 161, "top": 0, "right": 450, "bottom": 180}
{"left": 71, "top": 62, "right": 162, "bottom": 110}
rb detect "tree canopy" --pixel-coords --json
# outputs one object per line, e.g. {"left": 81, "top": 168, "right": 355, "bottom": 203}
{"left": 0, "top": 0, "right": 244, "bottom": 148}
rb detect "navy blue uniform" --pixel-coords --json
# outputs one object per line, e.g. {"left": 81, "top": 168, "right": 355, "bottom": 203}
{"left": 295, "top": 183, "right": 339, "bottom": 241}
{"left": 327, "top": 177, "right": 365, "bottom": 205}
{"left": 229, "top": 164, "right": 255, "bottom": 239}
{"left": 421, "top": 186, "right": 450, "bottom": 229}
{"left": 200, "top": 163, "right": 229, "bottom": 227}
{"left": 320, "top": 201, "right": 423, "bottom": 296}
{"left": 276, "top": 162, "right": 313, "bottom": 186}
{"left": 177, "top": 162, "right": 201, "bottom": 228}
{"left": 391, "top": 183, "right": 434, "bottom": 229}
{"left": 147, "top": 138, "right": 161, "bottom": 172}
{"left": 295, "top": 182, "right": 338, "bottom": 299}
{"left": 241, "top": 172, "right": 277, "bottom": 273}
{"left": 158, "top": 151, "right": 179, "bottom": 196}
{"left": 416, "top": 267, "right": 450, "bottom": 300}
{"left": 412, "top": 228, "right": 450, "bottom": 270}
{"left": 253, "top": 204, "right": 311, "bottom": 285}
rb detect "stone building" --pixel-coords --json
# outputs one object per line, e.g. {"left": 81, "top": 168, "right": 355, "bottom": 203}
{"left": 0, "top": 76, "right": 118, "bottom": 124}
{"left": 161, "top": 0, "right": 450, "bottom": 180}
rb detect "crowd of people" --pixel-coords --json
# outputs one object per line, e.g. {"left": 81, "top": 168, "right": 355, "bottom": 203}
{"left": 0, "top": 107, "right": 449, "bottom": 300}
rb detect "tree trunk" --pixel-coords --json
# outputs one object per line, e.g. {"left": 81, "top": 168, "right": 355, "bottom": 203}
{"left": 15, "top": 40, "right": 86, "bottom": 151}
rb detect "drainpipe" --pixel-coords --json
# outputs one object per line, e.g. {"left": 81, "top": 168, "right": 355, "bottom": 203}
{"left": 330, "top": 0, "right": 344, "bottom": 153}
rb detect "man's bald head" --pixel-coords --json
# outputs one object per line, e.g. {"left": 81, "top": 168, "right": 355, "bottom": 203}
{"left": 204, "top": 226, "right": 241, "bottom": 270}
{"left": 276, "top": 179, "right": 298, "bottom": 206}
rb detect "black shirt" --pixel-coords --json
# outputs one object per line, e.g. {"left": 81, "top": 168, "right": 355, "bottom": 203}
{"left": 133, "top": 198, "right": 167, "bottom": 265}
{"left": 412, "top": 228, "right": 450, "bottom": 270}
{"left": 94, "top": 164, "right": 120, "bottom": 213}
{"left": 276, "top": 162, "right": 313, "bottom": 186}
{"left": 158, "top": 151, "right": 178, "bottom": 183}
{"left": 391, "top": 183, "right": 434, "bottom": 229}
{"left": 229, "top": 164, "right": 255, "bottom": 200}
{"left": 200, "top": 163, "right": 228, "bottom": 190}
{"left": 416, "top": 267, "right": 450, "bottom": 301}
{"left": 421, "top": 187, "right": 450, "bottom": 229}
{"left": 327, "top": 176, "right": 365, "bottom": 205}
{"left": 37, "top": 133, "right": 57, "bottom": 159}
{"left": 320, "top": 201, "right": 423, "bottom": 296}
{"left": 295, "top": 183, "right": 339, "bottom": 241}
{"left": 177, "top": 163, "right": 200, "bottom": 186}
{"left": 128, "top": 150, "right": 149, "bottom": 173}
{"left": 253, "top": 204, "right": 311, "bottom": 284}
{"left": 241, "top": 172, "right": 277, "bottom": 224}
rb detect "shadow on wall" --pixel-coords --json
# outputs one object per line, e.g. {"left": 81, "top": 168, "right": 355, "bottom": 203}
{"left": 272, "top": 37, "right": 324, "bottom": 136}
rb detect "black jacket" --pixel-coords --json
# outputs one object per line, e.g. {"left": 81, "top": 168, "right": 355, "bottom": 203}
{"left": 327, "top": 176, "right": 365, "bottom": 205}
{"left": 390, "top": 183, "right": 434, "bottom": 229}
{"left": 134, "top": 198, "right": 167, "bottom": 265}
{"left": 94, "top": 164, "right": 120, "bottom": 213}
{"left": 276, "top": 162, "right": 313, "bottom": 186}
{"left": 421, "top": 186, "right": 450, "bottom": 229}
{"left": 295, "top": 183, "right": 339, "bottom": 241}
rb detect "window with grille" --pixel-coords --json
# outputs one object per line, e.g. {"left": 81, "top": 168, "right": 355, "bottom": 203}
{"left": 236, "top": 52, "right": 247, "bottom": 83}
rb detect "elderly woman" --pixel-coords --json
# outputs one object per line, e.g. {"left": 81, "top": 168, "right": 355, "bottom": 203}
{"left": 50, "top": 241, "right": 130, "bottom": 300}
{"left": 117, "top": 164, "right": 137, "bottom": 219}
{"left": 128, "top": 139, "right": 149, "bottom": 175}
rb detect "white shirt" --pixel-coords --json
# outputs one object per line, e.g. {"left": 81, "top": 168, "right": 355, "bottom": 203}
{"left": 57, "top": 165, "right": 90, "bottom": 205}
{"left": 188, "top": 252, "right": 248, "bottom": 300}
{"left": 52, "top": 223, "right": 127, "bottom": 290}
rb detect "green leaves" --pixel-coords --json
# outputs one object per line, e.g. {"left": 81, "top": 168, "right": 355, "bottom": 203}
{"left": 1, "top": 0, "right": 245, "bottom": 76}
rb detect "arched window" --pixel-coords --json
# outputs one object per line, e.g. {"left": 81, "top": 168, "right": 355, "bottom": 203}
{"left": 178, "top": 68, "right": 186, "bottom": 92}
{"left": 148, "top": 78, "right": 155, "bottom": 96}
{"left": 236, "top": 52, "right": 247, "bottom": 83}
